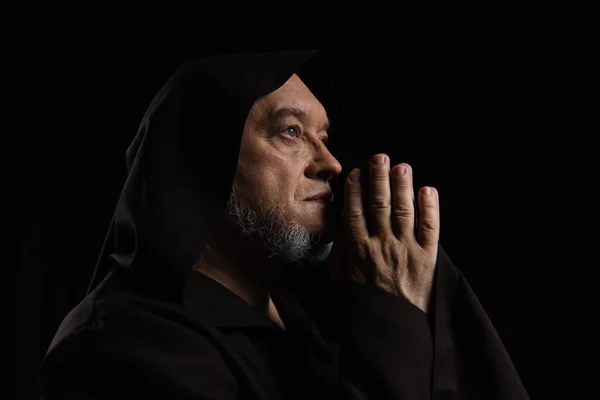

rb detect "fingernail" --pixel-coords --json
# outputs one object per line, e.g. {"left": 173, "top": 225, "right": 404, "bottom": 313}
{"left": 424, "top": 187, "right": 431, "bottom": 195}
{"left": 394, "top": 166, "right": 406, "bottom": 176}
{"left": 373, "top": 154, "right": 386, "bottom": 165}
{"left": 349, "top": 169, "right": 361, "bottom": 182}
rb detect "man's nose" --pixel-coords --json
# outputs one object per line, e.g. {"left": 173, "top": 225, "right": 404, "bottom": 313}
{"left": 305, "top": 143, "right": 342, "bottom": 181}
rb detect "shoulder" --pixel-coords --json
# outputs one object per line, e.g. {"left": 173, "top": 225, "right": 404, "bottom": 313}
{"left": 40, "top": 273, "right": 238, "bottom": 398}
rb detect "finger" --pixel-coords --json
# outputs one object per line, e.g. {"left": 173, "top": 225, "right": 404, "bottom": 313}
{"left": 369, "top": 153, "right": 392, "bottom": 235}
{"left": 391, "top": 163, "right": 414, "bottom": 238}
{"left": 417, "top": 186, "right": 440, "bottom": 254}
{"left": 409, "top": 165, "right": 419, "bottom": 237}
{"left": 345, "top": 168, "right": 369, "bottom": 241}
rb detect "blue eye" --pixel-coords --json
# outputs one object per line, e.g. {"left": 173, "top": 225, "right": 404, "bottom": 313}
{"left": 283, "top": 126, "right": 299, "bottom": 138}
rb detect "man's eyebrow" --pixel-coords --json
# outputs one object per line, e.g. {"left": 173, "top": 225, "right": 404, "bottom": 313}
{"left": 267, "top": 106, "right": 331, "bottom": 132}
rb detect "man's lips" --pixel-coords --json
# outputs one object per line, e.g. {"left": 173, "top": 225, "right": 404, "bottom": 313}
{"left": 305, "top": 190, "right": 334, "bottom": 202}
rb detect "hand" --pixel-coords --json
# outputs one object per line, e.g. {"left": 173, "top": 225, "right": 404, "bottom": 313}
{"left": 329, "top": 153, "right": 440, "bottom": 313}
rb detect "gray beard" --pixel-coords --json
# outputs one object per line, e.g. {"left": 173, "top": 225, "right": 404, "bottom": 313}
{"left": 223, "top": 185, "right": 333, "bottom": 266}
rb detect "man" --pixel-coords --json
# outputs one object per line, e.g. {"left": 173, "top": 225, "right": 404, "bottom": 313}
{"left": 39, "top": 51, "right": 529, "bottom": 399}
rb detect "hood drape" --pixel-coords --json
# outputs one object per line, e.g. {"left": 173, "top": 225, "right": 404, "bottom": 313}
{"left": 86, "top": 51, "right": 342, "bottom": 297}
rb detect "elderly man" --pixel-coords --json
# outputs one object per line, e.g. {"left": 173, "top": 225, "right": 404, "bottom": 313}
{"left": 39, "top": 51, "right": 529, "bottom": 399}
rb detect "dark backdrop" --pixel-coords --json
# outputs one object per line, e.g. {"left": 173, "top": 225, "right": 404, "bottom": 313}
{"left": 17, "top": 24, "right": 588, "bottom": 399}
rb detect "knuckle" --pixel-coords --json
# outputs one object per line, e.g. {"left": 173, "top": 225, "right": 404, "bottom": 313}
{"left": 395, "top": 184, "right": 412, "bottom": 193}
{"left": 347, "top": 187, "right": 362, "bottom": 196}
{"left": 422, "top": 202, "right": 437, "bottom": 212}
{"left": 420, "top": 216, "right": 438, "bottom": 231}
{"left": 371, "top": 173, "right": 390, "bottom": 183}
{"left": 393, "top": 204, "right": 413, "bottom": 219}
{"left": 371, "top": 197, "right": 391, "bottom": 210}
{"left": 394, "top": 179, "right": 412, "bottom": 189}
{"left": 346, "top": 209, "right": 365, "bottom": 222}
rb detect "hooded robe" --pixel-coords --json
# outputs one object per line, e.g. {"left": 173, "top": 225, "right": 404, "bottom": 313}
{"left": 39, "top": 50, "right": 529, "bottom": 399}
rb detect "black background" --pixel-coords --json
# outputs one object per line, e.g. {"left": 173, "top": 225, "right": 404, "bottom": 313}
{"left": 16, "top": 19, "right": 591, "bottom": 399}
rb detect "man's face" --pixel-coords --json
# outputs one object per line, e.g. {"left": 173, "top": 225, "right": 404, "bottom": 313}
{"left": 229, "top": 74, "right": 342, "bottom": 260}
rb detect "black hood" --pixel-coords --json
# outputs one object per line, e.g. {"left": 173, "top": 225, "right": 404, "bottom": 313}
{"left": 87, "top": 51, "right": 342, "bottom": 296}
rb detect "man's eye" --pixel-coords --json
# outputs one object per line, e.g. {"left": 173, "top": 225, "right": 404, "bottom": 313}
{"left": 282, "top": 126, "right": 299, "bottom": 138}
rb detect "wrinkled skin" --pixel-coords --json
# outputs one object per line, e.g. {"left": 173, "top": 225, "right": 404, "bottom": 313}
{"left": 202, "top": 73, "right": 441, "bottom": 314}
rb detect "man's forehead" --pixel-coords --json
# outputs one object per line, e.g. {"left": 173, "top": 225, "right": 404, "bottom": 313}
{"left": 266, "top": 103, "right": 321, "bottom": 121}
{"left": 262, "top": 95, "right": 328, "bottom": 122}
{"left": 252, "top": 75, "right": 329, "bottom": 124}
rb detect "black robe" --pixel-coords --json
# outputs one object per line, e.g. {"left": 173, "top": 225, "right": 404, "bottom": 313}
{"left": 39, "top": 50, "right": 529, "bottom": 399}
